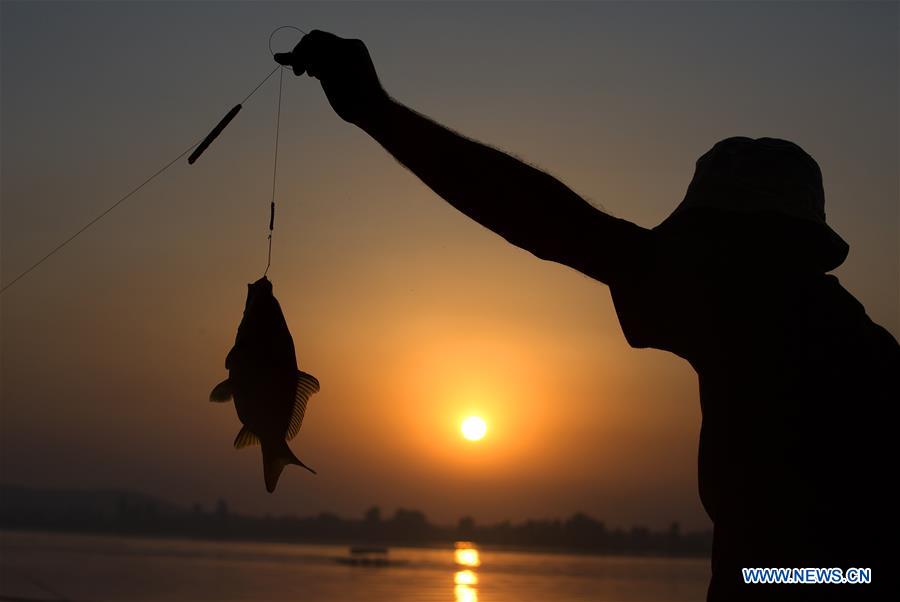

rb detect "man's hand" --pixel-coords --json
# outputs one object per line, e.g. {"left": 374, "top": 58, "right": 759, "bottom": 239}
{"left": 275, "top": 30, "right": 389, "bottom": 127}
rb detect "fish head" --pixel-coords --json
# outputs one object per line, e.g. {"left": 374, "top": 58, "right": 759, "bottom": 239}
{"left": 246, "top": 276, "right": 274, "bottom": 304}
{"left": 235, "top": 276, "right": 277, "bottom": 341}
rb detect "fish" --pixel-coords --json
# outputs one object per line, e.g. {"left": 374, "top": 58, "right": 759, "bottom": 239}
{"left": 209, "top": 276, "right": 320, "bottom": 492}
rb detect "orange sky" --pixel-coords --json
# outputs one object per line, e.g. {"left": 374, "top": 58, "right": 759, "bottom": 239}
{"left": 1, "top": 2, "right": 897, "bottom": 530}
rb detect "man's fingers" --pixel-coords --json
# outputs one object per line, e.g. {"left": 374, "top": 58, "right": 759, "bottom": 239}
{"left": 294, "top": 30, "right": 338, "bottom": 79}
{"left": 294, "top": 32, "right": 315, "bottom": 75}
{"left": 273, "top": 30, "right": 324, "bottom": 77}
{"left": 273, "top": 30, "right": 345, "bottom": 80}
{"left": 273, "top": 51, "right": 304, "bottom": 75}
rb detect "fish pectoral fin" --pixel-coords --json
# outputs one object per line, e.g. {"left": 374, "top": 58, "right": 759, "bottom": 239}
{"left": 234, "top": 426, "right": 260, "bottom": 449}
{"left": 297, "top": 371, "right": 321, "bottom": 393}
{"left": 286, "top": 371, "right": 320, "bottom": 441}
{"left": 209, "top": 378, "right": 233, "bottom": 402}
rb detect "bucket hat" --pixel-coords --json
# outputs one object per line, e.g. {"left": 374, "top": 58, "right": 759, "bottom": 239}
{"left": 657, "top": 137, "right": 849, "bottom": 271}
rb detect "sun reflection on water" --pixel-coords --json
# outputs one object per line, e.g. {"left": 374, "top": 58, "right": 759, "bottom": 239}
{"left": 454, "top": 542, "right": 480, "bottom": 602}
{"left": 454, "top": 584, "right": 478, "bottom": 602}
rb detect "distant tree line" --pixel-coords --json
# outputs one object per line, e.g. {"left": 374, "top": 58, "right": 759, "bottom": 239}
{"left": 0, "top": 485, "right": 711, "bottom": 557}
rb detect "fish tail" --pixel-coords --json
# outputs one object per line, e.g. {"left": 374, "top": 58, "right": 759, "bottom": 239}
{"left": 261, "top": 438, "right": 315, "bottom": 493}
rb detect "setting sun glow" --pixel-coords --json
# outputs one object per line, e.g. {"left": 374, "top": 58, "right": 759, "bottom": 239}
{"left": 461, "top": 416, "right": 487, "bottom": 441}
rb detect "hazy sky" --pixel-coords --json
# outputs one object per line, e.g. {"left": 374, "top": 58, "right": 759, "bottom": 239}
{"left": 1, "top": 1, "right": 897, "bottom": 531}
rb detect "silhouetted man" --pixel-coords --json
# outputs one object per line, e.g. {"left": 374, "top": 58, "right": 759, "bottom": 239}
{"left": 276, "top": 31, "right": 897, "bottom": 601}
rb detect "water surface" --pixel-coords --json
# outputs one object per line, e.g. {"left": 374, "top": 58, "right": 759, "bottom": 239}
{"left": 0, "top": 531, "right": 709, "bottom": 601}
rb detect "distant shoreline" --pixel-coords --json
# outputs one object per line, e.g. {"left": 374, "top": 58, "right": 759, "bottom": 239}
{"left": 0, "top": 484, "right": 712, "bottom": 559}
{"left": 0, "top": 525, "right": 710, "bottom": 562}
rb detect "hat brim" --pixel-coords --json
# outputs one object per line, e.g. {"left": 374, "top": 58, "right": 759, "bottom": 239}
{"left": 655, "top": 207, "right": 849, "bottom": 272}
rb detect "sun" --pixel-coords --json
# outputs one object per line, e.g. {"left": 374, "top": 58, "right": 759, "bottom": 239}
{"left": 461, "top": 416, "right": 487, "bottom": 441}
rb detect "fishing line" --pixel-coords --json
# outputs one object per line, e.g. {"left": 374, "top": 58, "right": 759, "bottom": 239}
{"left": 265, "top": 65, "right": 285, "bottom": 277}
{"left": 263, "top": 25, "right": 305, "bottom": 276}
{"left": 0, "top": 138, "right": 200, "bottom": 295}
{"left": 0, "top": 62, "right": 285, "bottom": 296}
{"left": 268, "top": 25, "right": 307, "bottom": 56}
{"left": 241, "top": 65, "right": 281, "bottom": 105}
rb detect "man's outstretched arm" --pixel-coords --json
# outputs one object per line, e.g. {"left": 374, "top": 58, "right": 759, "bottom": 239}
{"left": 276, "top": 31, "right": 646, "bottom": 284}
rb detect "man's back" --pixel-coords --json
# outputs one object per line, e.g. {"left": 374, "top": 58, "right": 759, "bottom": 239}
{"left": 609, "top": 219, "right": 897, "bottom": 598}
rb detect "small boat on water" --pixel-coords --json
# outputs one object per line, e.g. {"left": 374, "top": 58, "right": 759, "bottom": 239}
{"left": 350, "top": 546, "right": 388, "bottom": 555}
{"left": 334, "top": 546, "right": 408, "bottom": 567}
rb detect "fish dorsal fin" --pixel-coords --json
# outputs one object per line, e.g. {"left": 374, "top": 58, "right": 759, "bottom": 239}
{"left": 234, "top": 426, "right": 260, "bottom": 449}
{"left": 286, "top": 371, "right": 320, "bottom": 441}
